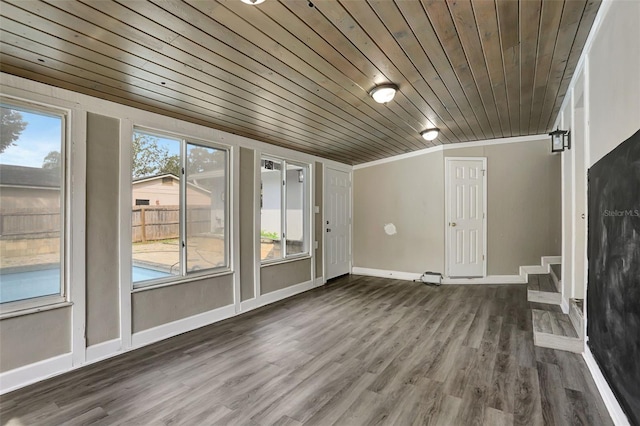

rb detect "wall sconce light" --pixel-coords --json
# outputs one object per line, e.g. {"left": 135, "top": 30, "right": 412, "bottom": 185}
{"left": 369, "top": 84, "right": 398, "bottom": 104}
{"left": 241, "top": 0, "right": 265, "bottom": 4}
{"left": 550, "top": 128, "right": 571, "bottom": 152}
{"left": 420, "top": 128, "right": 440, "bottom": 141}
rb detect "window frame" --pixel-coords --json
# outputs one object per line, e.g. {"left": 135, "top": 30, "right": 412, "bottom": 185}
{"left": 0, "top": 98, "right": 68, "bottom": 313}
{"left": 131, "top": 127, "right": 231, "bottom": 290}
{"left": 260, "top": 155, "right": 311, "bottom": 265}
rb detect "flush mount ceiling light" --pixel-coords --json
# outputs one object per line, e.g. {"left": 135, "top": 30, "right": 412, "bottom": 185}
{"left": 369, "top": 84, "right": 398, "bottom": 104}
{"left": 421, "top": 128, "right": 440, "bottom": 141}
{"left": 240, "top": 0, "right": 265, "bottom": 4}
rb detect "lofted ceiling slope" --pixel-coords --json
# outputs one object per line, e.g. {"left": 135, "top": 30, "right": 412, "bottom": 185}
{"left": 0, "top": 0, "right": 600, "bottom": 165}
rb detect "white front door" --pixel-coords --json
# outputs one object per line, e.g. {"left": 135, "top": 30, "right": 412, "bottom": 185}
{"left": 445, "top": 158, "right": 486, "bottom": 277}
{"left": 325, "top": 168, "right": 351, "bottom": 279}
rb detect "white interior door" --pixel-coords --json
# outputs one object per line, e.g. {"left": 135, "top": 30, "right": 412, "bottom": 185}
{"left": 445, "top": 158, "right": 486, "bottom": 278}
{"left": 325, "top": 168, "right": 351, "bottom": 279}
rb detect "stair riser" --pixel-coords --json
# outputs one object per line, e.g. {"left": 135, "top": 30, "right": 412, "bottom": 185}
{"left": 551, "top": 274, "right": 561, "bottom": 293}
{"left": 528, "top": 290, "right": 563, "bottom": 305}
{"left": 533, "top": 331, "right": 583, "bottom": 353}
{"left": 569, "top": 304, "right": 584, "bottom": 338}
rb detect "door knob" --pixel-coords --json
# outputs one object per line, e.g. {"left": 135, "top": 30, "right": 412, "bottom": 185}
{"left": 450, "top": 222, "right": 457, "bottom": 227}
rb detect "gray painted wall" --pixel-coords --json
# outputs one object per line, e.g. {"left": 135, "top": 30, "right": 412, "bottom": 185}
{"left": 261, "top": 258, "right": 312, "bottom": 294}
{"left": 353, "top": 139, "right": 561, "bottom": 276}
{"left": 132, "top": 274, "right": 234, "bottom": 332}
{"left": 314, "top": 162, "right": 323, "bottom": 279}
{"left": 239, "top": 147, "right": 255, "bottom": 301}
{"left": 354, "top": 152, "right": 445, "bottom": 273}
{"left": 86, "top": 113, "right": 121, "bottom": 345}
{"left": 0, "top": 307, "right": 71, "bottom": 371}
{"left": 448, "top": 140, "right": 561, "bottom": 275}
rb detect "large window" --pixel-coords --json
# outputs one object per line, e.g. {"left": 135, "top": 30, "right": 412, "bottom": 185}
{"left": 0, "top": 101, "right": 65, "bottom": 306}
{"left": 132, "top": 129, "right": 228, "bottom": 287}
{"left": 260, "top": 157, "right": 309, "bottom": 262}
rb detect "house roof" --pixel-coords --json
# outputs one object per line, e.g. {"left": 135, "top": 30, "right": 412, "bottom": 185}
{"left": 132, "top": 173, "right": 179, "bottom": 185}
{"left": 133, "top": 173, "right": 215, "bottom": 195}
{"left": 0, "top": 0, "right": 602, "bottom": 165}
{"left": 0, "top": 164, "right": 60, "bottom": 189}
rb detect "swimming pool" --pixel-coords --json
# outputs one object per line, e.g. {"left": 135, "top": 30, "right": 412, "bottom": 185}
{"left": 0, "top": 266, "right": 172, "bottom": 304}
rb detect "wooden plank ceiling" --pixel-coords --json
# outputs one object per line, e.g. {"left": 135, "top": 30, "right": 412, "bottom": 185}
{"left": 0, "top": 0, "right": 600, "bottom": 165}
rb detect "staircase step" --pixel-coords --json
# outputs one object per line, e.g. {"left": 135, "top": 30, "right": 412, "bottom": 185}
{"left": 532, "top": 309, "right": 583, "bottom": 353}
{"left": 550, "top": 263, "right": 562, "bottom": 292}
{"left": 527, "top": 273, "right": 562, "bottom": 305}
{"left": 569, "top": 298, "right": 584, "bottom": 338}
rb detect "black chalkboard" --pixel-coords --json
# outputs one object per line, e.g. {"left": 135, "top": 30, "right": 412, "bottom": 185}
{"left": 587, "top": 128, "right": 640, "bottom": 425}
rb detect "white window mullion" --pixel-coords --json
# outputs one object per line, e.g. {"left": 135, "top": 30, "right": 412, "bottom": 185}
{"left": 180, "top": 139, "right": 187, "bottom": 277}
{"left": 281, "top": 160, "right": 287, "bottom": 258}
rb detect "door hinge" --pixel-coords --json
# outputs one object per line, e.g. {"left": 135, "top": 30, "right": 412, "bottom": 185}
{"left": 482, "top": 254, "right": 485, "bottom": 260}
{"left": 482, "top": 169, "right": 486, "bottom": 176}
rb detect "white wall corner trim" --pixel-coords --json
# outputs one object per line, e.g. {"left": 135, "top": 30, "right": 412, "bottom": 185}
{"left": 561, "top": 297, "right": 570, "bottom": 315}
{"left": 0, "top": 353, "right": 73, "bottom": 395}
{"left": 85, "top": 339, "right": 122, "bottom": 364}
{"left": 131, "top": 305, "right": 236, "bottom": 349}
{"left": 240, "top": 279, "right": 318, "bottom": 313}
{"left": 583, "top": 346, "right": 631, "bottom": 426}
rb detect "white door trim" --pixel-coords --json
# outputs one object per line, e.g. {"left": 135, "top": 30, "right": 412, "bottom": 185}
{"left": 324, "top": 167, "right": 352, "bottom": 280}
{"left": 444, "top": 157, "right": 488, "bottom": 278}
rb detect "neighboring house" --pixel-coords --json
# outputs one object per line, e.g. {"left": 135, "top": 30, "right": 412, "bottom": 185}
{"left": 132, "top": 173, "right": 211, "bottom": 206}
{"left": 0, "top": 164, "right": 60, "bottom": 211}
{"left": 0, "top": 164, "right": 61, "bottom": 259}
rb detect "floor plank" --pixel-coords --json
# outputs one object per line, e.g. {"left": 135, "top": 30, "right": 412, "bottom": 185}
{"left": 0, "top": 275, "right": 612, "bottom": 425}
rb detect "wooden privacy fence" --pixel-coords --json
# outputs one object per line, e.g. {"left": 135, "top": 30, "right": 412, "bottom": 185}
{"left": 132, "top": 206, "right": 214, "bottom": 243}
{"left": 0, "top": 207, "right": 214, "bottom": 243}
{"left": 0, "top": 209, "right": 60, "bottom": 239}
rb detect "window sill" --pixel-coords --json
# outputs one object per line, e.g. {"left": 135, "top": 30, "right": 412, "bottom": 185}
{"left": 0, "top": 299, "right": 72, "bottom": 320}
{"left": 131, "top": 269, "right": 234, "bottom": 294}
{"left": 261, "top": 254, "right": 311, "bottom": 268}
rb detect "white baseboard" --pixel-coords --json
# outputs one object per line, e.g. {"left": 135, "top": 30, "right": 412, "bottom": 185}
{"left": 86, "top": 338, "right": 122, "bottom": 363}
{"left": 442, "top": 275, "right": 524, "bottom": 284}
{"left": 351, "top": 267, "right": 421, "bottom": 281}
{"left": 2, "top": 277, "right": 323, "bottom": 395}
{"left": 240, "top": 279, "right": 320, "bottom": 313}
{"left": 352, "top": 267, "right": 524, "bottom": 285}
{"left": 0, "top": 353, "right": 72, "bottom": 395}
{"left": 583, "top": 346, "right": 630, "bottom": 426}
{"left": 131, "top": 304, "right": 236, "bottom": 349}
{"left": 542, "top": 256, "right": 562, "bottom": 266}
{"left": 520, "top": 264, "right": 549, "bottom": 276}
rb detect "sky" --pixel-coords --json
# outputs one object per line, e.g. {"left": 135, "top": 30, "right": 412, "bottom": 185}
{"left": 0, "top": 109, "right": 211, "bottom": 170}
{"left": 135, "top": 130, "right": 181, "bottom": 157}
{"left": 1, "top": 109, "right": 62, "bottom": 168}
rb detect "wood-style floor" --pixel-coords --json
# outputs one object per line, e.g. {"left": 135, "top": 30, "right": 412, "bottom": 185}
{"left": 0, "top": 275, "right": 612, "bottom": 425}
